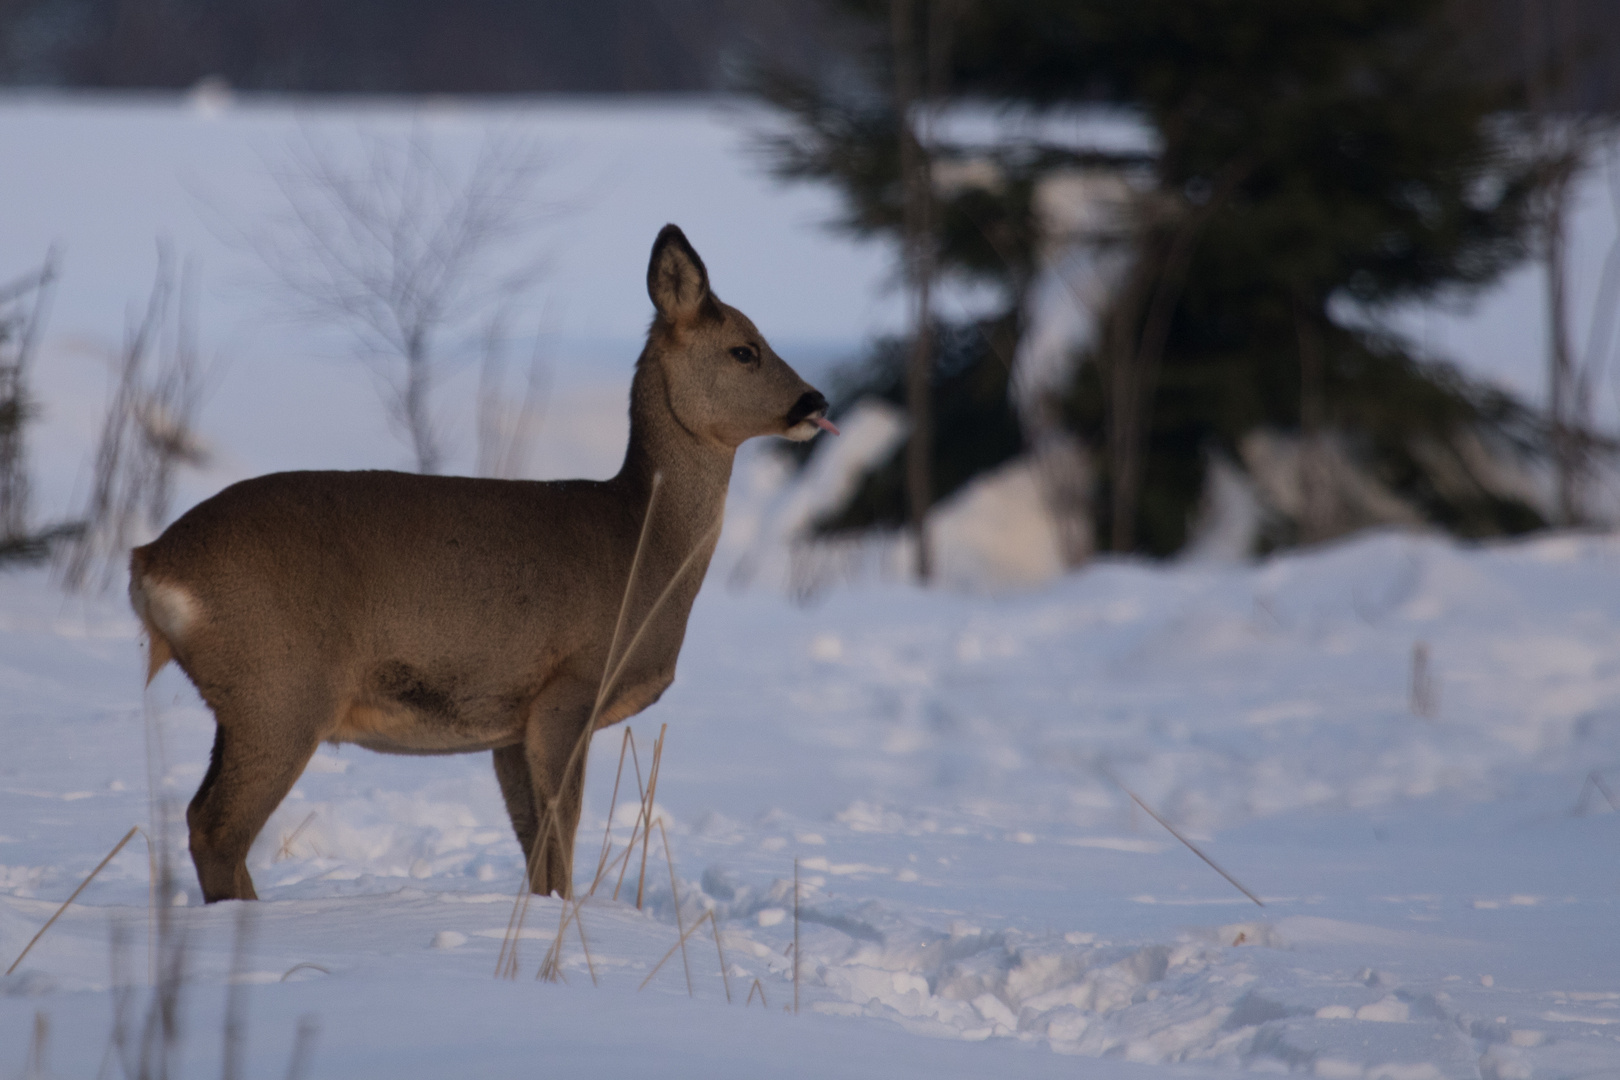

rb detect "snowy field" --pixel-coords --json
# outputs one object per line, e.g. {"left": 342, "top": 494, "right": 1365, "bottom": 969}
{"left": 5, "top": 531, "right": 1620, "bottom": 1078}
{"left": 2, "top": 94, "right": 1620, "bottom": 1077}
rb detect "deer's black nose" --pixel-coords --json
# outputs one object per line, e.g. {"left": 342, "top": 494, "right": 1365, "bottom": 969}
{"left": 787, "top": 390, "right": 828, "bottom": 425}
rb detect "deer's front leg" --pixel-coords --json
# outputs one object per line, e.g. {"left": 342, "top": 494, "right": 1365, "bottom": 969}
{"left": 514, "top": 678, "right": 596, "bottom": 897}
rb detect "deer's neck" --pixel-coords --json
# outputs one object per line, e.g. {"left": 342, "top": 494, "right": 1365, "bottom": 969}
{"left": 614, "top": 359, "right": 734, "bottom": 543}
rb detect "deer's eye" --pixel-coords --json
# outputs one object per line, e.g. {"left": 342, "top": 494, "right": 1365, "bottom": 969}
{"left": 730, "top": 345, "right": 759, "bottom": 365}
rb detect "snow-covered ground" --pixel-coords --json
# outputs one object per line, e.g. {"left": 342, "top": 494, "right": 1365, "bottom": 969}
{"left": 3, "top": 94, "right": 1620, "bottom": 1077}
{"left": 5, "top": 529, "right": 1620, "bottom": 1077}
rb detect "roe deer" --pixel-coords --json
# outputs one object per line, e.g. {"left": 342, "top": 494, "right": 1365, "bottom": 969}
{"left": 129, "top": 225, "right": 835, "bottom": 902}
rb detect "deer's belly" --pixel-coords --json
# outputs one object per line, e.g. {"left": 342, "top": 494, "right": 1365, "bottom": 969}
{"left": 328, "top": 658, "right": 531, "bottom": 754}
{"left": 328, "top": 701, "right": 524, "bottom": 755}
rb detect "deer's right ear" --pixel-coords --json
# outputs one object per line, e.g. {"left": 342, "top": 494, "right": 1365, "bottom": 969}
{"left": 648, "top": 224, "right": 715, "bottom": 324}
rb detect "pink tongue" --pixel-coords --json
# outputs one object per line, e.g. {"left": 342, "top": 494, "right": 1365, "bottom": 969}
{"left": 813, "top": 416, "right": 841, "bottom": 435}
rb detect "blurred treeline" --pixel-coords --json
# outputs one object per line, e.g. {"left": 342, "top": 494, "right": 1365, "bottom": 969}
{"left": 0, "top": 0, "right": 1613, "bottom": 104}
{"left": 759, "top": 0, "right": 1620, "bottom": 561}
{"left": 0, "top": 0, "right": 832, "bottom": 91}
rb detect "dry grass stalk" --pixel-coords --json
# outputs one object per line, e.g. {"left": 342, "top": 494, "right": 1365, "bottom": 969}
{"left": 500, "top": 478, "right": 719, "bottom": 980}
{"left": 279, "top": 963, "right": 330, "bottom": 982}
{"left": 7, "top": 825, "right": 140, "bottom": 975}
{"left": 607, "top": 834, "right": 640, "bottom": 901}
{"left": 637, "top": 910, "right": 716, "bottom": 992}
{"left": 793, "top": 858, "right": 801, "bottom": 1014}
{"left": 521, "top": 489, "right": 715, "bottom": 927}
{"left": 573, "top": 908, "right": 598, "bottom": 986}
{"left": 1591, "top": 771, "right": 1619, "bottom": 813}
{"left": 608, "top": 732, "right": 649, "bottom": 900}
{"left": 711, "top": 910, "right": 732, "bottom": 1004}
{"left": 536, "top": 732, "right": 655, "bottom": 982}
{"left": 284, "top": 1014, "right": 320, "bottom": 1080}
{"left": 1411, "top": 641, "right": 1439, "bottom": 719}
{"left": 494, "top": 867, "right": 531, "bottom": 978}
{"left": 135, "top": 845, "right": 190, "bottom": 1080}
{"left": 222, "top": 903, "right": 254, "bottom": 1080}
{"left": 588, "top": 728, "right": 634, "bottom": 889}
{"left": 657, "top": 817, "right": 694, "bottom": 996}
{"left": 535, "top": 732, "right": 646, "bottom": 973}
{"left": 275, "top": 811, "right": 320, "bottom": 862}
{"left": 59, "top": 252, "right": 210, "bottom": 592}
{"left": 1574, "top": 769, "right": 1620, "bottom": 816}
{"left": 568, "top": 507, "right": 717, "bottom": 903}
{"left": 495, "top": 833, "right": 553, "bottom": 979}
{"left": 746, "top": 978, "right": 769, "bottom": 1009}
{"left": 1123, "top": 788, "right": 1264, "bottom": 907}
{"left": 535, "top": 892, "right": 577, "bottom": 982}
{"left": 25, "top": 1011, "right": 48, "bottom": 1078}
{"left": 636, "top": 725, "right": 667, "bottom": 910}
{"left": 501, "top": 478, "right": 664, "bottom": 975}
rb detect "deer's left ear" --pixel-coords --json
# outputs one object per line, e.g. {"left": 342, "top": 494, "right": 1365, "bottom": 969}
{"left": 647, "top": 224, "right": 717, "bottom": 324}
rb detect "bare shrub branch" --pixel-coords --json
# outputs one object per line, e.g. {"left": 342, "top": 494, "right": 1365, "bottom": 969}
{"left": 255, "top": 129, "right": 559, "bottom": 474}
{"left": 0, "top": 251, "right": 66, "bottom": 564}
{"left": 58, "top": 250, "right": 211, "bottom": 593}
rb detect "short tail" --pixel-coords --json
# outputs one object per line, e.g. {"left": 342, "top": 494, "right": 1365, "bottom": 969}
{"left": 129, "top": 546, "right": 177, "bottom": 685}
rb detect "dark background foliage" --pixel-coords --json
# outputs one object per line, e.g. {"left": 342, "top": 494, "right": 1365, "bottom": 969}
{"left": 754, "top": 0, "right": 1613, "bottom": 556}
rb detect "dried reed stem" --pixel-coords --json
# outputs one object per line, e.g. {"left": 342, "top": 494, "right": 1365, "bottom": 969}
{"left": 494, "top": 851, "right": 538, "bottom": 979}
{"left": 657, "top": 817, "right": 693, "bottom": 996}
{"left": 537, "top": 891, "right": 574, "bottom": 981}
{"left": 711, "top": 910, "right": 732, "bottom": 1003}
{"left": 25, "top": 1011, "right": 48, "bottom": 1077}
{"left": 636, "top": 725, "right": 666, "bottom": 909}
{"left": 1591, "top": 770, "right": 1620, "bottom": 813}
{"left": 280, "top": 963, "right": 330, "bottom": 982}
{"left": 283, "top": 1014, "right": 320, "bottom": 1080}
{"left": 527, "top": 477, "right": 663, "bottom": 915}
{"left": 222, "top": 903, "right": 253, "bottom": 1080}
{"left": 1123, "top": 788, "right": 1264, "bottom": 907}
{"left": 637, "top": 910, "right": 715, "bottom": 992}
{"left": 275, "top": 811, "right": 320, "bottom": 861}
{"left": 124, "top": 824, "right": 157, "bottom": 987}
{"left": 588, "top": 728, "right": 633, "bottom": 892}
{"left": 746, "top": 977, "right": 768, "bottom": 1008}
{"left": 574, "top": 907, "right": 597, "bottom": 986}
{"left": 532, "top": 491, "right": 715, "bottom": 911}
{"left": 611, "top": 731, "right": 647, "bottom": 901}
{"left": 7, "top": 825, "right": 140, "bottom": 975}
{"left": 608, "top": 835, "right": 639, "bottom": 901}
{"left": 504, "top": 481, "right": 665, "bottom": 974}
{"left": 501, "top": 482, "right": 719, "bottom": 977}
{"left": 594, "top": 476, "right": 664, "bottom": 722}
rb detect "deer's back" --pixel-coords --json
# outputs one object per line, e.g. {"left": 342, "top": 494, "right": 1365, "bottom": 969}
{"left": 134, "top": 470, "right": 639, "bottom": 707}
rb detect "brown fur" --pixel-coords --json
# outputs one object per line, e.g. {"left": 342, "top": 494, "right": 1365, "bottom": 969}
{"left": 128, "top": 225, "right": 830, "bottom": 902}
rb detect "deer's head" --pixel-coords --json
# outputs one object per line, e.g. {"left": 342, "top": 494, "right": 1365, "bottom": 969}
{"left": 642, "top": 225, "right": 835, "bottom": 449}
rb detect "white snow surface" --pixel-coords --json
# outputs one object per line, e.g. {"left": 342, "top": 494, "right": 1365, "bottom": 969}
{"left": 2, "top": 93, "right": 1620, "bottom": 1077}
{"left": 5, "top": 530, "right": 1620, "bottom": 1077}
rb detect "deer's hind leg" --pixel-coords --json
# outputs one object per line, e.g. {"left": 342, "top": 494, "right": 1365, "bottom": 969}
{"left": 186, "top": 685, "right": 328, "bottom": 903}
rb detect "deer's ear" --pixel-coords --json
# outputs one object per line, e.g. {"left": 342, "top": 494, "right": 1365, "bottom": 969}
{"left": 647, "top": 224, "right": 714, "bottom": 324}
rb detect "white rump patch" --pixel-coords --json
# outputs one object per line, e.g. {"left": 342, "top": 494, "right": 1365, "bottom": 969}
{"left": 143, "top": 579, "right": 200, "bottom": 644}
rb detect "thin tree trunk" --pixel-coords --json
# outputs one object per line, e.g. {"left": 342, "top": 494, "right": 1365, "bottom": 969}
{"left": 1107, "top": 164, "right": 1247, "bottom": 553}
{"left": 892, "top": 0, "right": 937, "bottom": 582}
{"left": 404, "top": 330, "right": 439, "bottom": 474}
{"left": 1523, "top": 0, "right": 1586, "bottom": 526}
{"left": 1544, "top": 164, "right": 1581, "bottom": 525}
{"left": 1106, "top": 255, "right": 1154, "bottom": 554}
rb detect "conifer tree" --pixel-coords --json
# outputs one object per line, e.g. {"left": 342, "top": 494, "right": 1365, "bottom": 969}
{"left": 761, "top": 0, "right": 1555, "bottom": 556}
